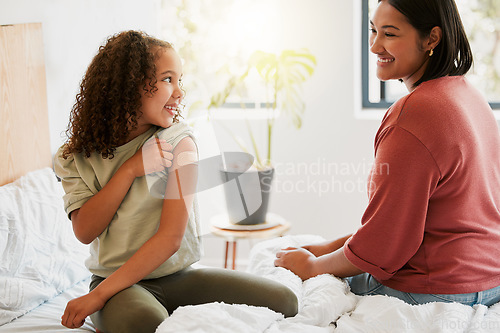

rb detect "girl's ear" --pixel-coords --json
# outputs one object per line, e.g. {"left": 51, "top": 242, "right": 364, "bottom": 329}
{"left": 427, "top": 26, "right": 442, "bottom": 51}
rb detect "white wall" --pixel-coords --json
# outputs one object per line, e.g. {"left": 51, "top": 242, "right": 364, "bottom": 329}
{"left": 268, "top": 0, "right": 379, "bottom": 239}
{"left": 0, "top": 0, "right": 382, "bottom": 268}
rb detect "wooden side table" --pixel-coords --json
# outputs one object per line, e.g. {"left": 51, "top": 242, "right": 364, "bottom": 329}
{"left": 210, "top": 213, "right": 290, "bottom": 270}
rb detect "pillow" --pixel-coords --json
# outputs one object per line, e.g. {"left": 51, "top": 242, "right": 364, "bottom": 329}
{"left": 0, "top": 168, "right": 90, "bottom": 325}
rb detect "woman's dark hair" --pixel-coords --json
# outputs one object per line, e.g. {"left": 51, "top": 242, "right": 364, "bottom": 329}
{"left": 62, "top": 30, "right": 176, "bottom": 159}
{"left": 381, "top": 0, "right": 473, "bottom": 87}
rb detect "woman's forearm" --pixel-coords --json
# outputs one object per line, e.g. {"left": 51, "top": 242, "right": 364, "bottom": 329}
{"left": 325, "top": 234, "right": 353, "bottom": 253}
{"left": 275, "top": 244, "right": 364, "bottom": 280}
{"left": 312, "top": 247, "right": 364, "bottom": 278}
{"left": 302, "top": 234, "right": 353, "bottom": 257}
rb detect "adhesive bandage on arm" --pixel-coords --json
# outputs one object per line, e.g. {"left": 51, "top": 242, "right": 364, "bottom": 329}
{"left": 177, "top": 151, "right": 198, "bottom": 167}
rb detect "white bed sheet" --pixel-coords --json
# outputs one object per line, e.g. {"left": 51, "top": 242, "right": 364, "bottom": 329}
{"left": 0, "top": 277, "right": 95, "bottom": 333}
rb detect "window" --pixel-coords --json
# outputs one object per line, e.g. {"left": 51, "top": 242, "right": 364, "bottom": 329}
{"left": 362, "top": 0, "right": 500, "bottom": 109}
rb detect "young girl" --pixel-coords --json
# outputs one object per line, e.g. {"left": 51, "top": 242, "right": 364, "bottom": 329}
{"left": 55, "top": 30, "right": 297, "bottom": 332}
{"left": 276, "top": 0, "right": 500, "bottom": 307}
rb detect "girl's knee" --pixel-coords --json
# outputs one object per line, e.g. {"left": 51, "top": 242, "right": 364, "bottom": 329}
{"left": 169, "top": 268, "right": 299, "bottom": 317}
{"left": 274, "top": 285, "right": 298, "bottom": 317}
{"left": 285, "top": 291, "right": 299, "bottom": 317}
{"left": 93, "top": 298, "right": 168, "bottom": 333}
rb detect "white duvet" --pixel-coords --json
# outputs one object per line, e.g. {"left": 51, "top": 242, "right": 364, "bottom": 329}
{"left": 156, "top": 235, "right": 500, "bottom": 333}
{"left": 0, "top": 168, "right": 90, "bottom": 326}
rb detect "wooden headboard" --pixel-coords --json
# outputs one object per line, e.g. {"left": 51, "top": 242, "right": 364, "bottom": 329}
{"left": 0, "top": 23, "right": 52, "bottom": 186}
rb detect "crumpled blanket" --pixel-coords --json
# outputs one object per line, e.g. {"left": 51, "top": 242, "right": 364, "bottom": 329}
{"left": 156, "top": 235, "right": 356, "bottom": 333}
{"left": 156, "top": 234, "right": 500, "bottom": 333}
{"left": 335, "top": 294, "right": 500, "bottom": 332}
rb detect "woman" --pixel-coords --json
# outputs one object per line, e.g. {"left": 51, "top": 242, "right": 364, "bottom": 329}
{"left": 275, "top": 0, "right": 500, "bottom": 306}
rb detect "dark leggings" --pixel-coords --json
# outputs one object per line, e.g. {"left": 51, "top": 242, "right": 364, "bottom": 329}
{"left": 89, "top": 266, "right": 298, "bottom": 333}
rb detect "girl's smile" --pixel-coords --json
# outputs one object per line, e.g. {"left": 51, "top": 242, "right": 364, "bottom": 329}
{"left": 164, "top": 104, "right": 179, "bottom": 116}
{"left": 129, "top": 48, "right": 183, "bottom": 140}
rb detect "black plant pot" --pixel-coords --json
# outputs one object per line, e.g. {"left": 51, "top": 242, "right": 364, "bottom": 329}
{"left": 220, "top": 167, "right": 274, "bottom": 225}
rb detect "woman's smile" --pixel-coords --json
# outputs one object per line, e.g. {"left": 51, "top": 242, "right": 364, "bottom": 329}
{"left": 377, "top": 57, "right": 395, "bottom": 64}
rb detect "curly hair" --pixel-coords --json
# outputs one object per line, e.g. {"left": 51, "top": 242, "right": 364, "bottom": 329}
{"left": 62, "top": 30, "right": 179, "bottom": 159}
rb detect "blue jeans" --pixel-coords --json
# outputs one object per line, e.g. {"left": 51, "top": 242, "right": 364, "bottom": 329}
{"left": 346, "top": 273, "right": 500, "bottom": 306}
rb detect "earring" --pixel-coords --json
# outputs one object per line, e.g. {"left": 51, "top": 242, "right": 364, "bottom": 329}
{"left": 429, "top": 49, "right": 434, "bottom": 57}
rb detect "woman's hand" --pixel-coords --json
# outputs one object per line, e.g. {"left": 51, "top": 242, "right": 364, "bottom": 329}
{"left": 61, "top": 291, "right": 106, "bottom": 329}
{"left": 127, "top": 137, "right": 174, "bottom": 178}
{"left": 275, "top": 247, "right": 318, "bottom": 280}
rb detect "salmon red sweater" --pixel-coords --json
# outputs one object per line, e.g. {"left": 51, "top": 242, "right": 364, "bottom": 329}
{"left": 344, "top": 76, "right": 500, "bottom": 294}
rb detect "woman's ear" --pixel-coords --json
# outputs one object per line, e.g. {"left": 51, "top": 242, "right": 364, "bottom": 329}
{"left": 428, "top": 26, "right": 442, "bottom": 51}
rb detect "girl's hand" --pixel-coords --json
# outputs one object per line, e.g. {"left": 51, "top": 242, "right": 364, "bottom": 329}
{"left": 61, "top": 291, "right": 105, "bottom": 329}
{"left": 128, "top": 137, "right": 174, "bottom": 178}
{"left": 275, "top": 247, "right": 318, "bottom": 280}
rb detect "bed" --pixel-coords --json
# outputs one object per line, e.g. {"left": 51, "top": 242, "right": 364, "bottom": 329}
{"left": 3, "top": 23, "right": 500, "bottom": 333}
{"left": 0, "top": 23, "right": 95, "bottom": 332}
{"left": 0, "top": 168, "right": 96, "bottom": 333}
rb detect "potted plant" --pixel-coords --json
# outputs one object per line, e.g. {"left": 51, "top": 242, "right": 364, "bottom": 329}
{"left": 208, "top": 49, "right": 316, "bottom": 225}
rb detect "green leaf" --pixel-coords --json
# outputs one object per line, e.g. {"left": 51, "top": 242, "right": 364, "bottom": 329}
{"left": 206, "top": 47, "right": 317, "bottom": 167}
